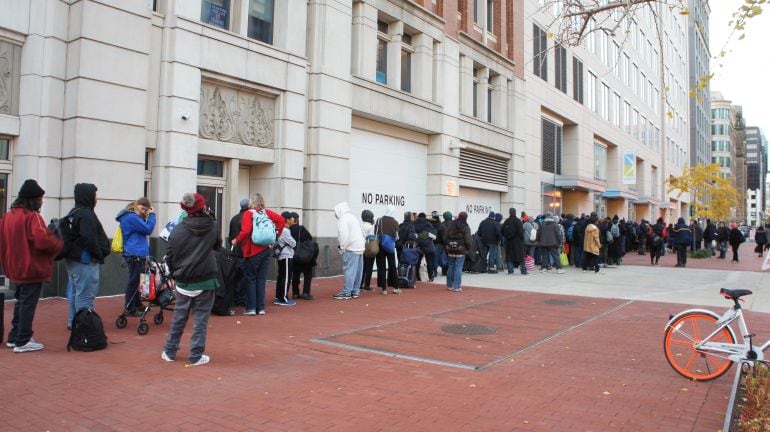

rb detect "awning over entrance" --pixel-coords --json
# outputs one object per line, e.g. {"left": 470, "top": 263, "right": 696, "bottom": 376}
{"left": 554, "top": 175, "right": 606, "bottom": 193}
{"left": 601, "top": 188, "right": 638, "bottom": 201}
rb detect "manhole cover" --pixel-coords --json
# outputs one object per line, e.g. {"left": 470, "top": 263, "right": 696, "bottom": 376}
{"left": 441, "top": 324, "right": 497, "bottom": 335}
{"left": 542, "top": 299, "right": 577, "bottom": 306}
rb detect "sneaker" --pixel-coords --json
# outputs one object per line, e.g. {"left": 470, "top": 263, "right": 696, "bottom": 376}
{"left": 299, "top": 294, "right": 314, "bottom": 300}
{"left": 13, "top": 340, "right": 44, "bottom": 353}
{"left": 189, "top": 355, "right": 210, "bottom": 366}
{"left": 332, "top": 292, "right": 352, "bottom": 300}
{"left": 392, "top": 288, "right": 401, "bottom": 294}
{"left": 161, "top": 351, "right": 175, "bottom": 362}
{"left": 556, "top": 269, "right": 565, "bottom": 274}
{"left": 6, "top": 342, "right": 15, "bottom": 348}
{"left": 351, "top": 293, "right": 360, "bottom": 299}
{"left": 276, "top": 299, "right": 296, "bottom": 306}
{"left": 381, "top": 290, "right": 388, "bottom": 295}
{"left": 452, "top": 288, "right": 463, "bottom": 293}
{"left": 243, "top": 310, "right": 257, "bottom": 316}
{"left": 258, "top": 310, "right": 266, "bottom": 315}
{"left": 361, "top": 286, "right": 374, "bottom": 292}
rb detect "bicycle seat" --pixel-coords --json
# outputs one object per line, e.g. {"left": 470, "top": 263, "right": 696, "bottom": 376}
{"left": 720, "top": 288, "right": 753, "bottom": 300}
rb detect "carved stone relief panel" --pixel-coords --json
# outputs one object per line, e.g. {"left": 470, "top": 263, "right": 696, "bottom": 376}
{"left": 0, "top": 41, "right": 21, "bottom": 116}
{"left": 199, "top": 82, "right": 275, "bottom": 148}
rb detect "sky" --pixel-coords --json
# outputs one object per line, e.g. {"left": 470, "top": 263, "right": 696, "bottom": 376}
{"left": 708, "top": 1, "right": 770, "bottom": 138}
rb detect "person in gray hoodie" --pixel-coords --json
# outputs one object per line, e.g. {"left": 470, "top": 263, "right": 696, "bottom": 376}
{"left": 333, "top": 202, "right": 365, "bottom": 300}
{"left": 536, "top": 213, "right": 564, "bottom": 274}
{"left": 273, "top": 212, "right": 297, "bottom": 306}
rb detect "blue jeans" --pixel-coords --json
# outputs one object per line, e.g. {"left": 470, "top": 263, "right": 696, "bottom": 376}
{"left": 341, "top": 251, "right": 363, "bottom": 296}
{"left": 65, "top": 259, "right": 100, "bottom": 327}
{"left": 446, "top": 255, "right": 465, "bottom": 289}
{"left": 244, "top": 249, "right": 270, "bottom": 312}
{"left": 486, "top": 244, "right": 501, "bottom": 271}
{"left": 541, "top": 246, "right": 562, "bottom": 270}
{"left": 163, "top": 289, "right": 214, "bottom": 363}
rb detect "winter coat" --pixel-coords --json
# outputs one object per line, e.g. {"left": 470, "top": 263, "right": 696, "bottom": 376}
{"left": 729, "top": 228, "right": 745, "bottom": 247}
{"left": 755, "top": 228, "right": 767, "bottom": 245}
{"left": 64, "top": 183, "right": 110, "bottom": 263}
{"left": 583, "top": 223, "right": 601, "bottom": 255}
{"left": 361, "top": 221, "right": 375, "bottom": 237}
{"left": 116, "top": 209, "right": 156, "bottom": 257}
{"left": 436, "top": 220, "right": 451, "bottom": 246}
{"left": 397, "top": 220, "right": 416, "bottom": 246}
{"left": 444, "top": 219, "right": 473, "bottom": 256}
{"left": 703, "top": 223, "right": 717, "bottom": 242}
{"left": 690, "top": 224, "right": 703, "bottom": 243}
{"left": 375, "top": 215, "right": 399, "bottom": 238}
{"left": 334, "top": 202, "right": 365, "bottom": 253}
{"left": 167, "top": 215, "right": 219, "bottom": 284}
{"left": 477, "top": 218, "right": 502, "bottom": 245}
{"left": 672, "top": 219, "right": 692, "bottom": 245}
{"left": 717, "top": 226, "right": 730, "bottom": 242}
{"left": 523, "top": 221, "right": 538, "bottom": 246}
{"left": 228, "top": 208, "right": 247, "bottom": 257}
{"left": 414, "top": 216, "right": 437, "bottom": 254}
{"left": 0, "top": 207, "right": 63, "bottom": 283}
{"left": 536, "top": 219, "right": 561, "bottom": 247}
{"left": 502, "top": 216, "right": 525, "bottom": 263}
{"left": 234, "top": 208, "right": 285, "bottom": 259}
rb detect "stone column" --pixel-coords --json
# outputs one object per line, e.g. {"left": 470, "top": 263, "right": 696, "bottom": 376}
{"left": 411, "top": 33, "right": 433, "bottom": 100}
{"left": 386, "top": 22, "right": 403, "bottom": 91}
{"left": 459, "top": 55, "right": 474, "bottom": 116}
{"left": 475, "top": 66, "right": 489, "bottom": 121}
{"left": 490, "top": 74, "right": 506, "bottom": 127}
{"left": 350, "top": 1, "right": 377, "bottom": 79}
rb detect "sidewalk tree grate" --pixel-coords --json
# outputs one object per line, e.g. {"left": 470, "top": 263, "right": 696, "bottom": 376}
{"left": 542, "top": 298, "right": 577, "bottom": 306}
{"left": 440, "top": 324, "right": 497, "bottom": 335}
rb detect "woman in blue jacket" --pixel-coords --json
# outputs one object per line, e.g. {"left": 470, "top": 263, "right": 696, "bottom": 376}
{"left": 116, "top": 197, "right": 157, "bottom": 314}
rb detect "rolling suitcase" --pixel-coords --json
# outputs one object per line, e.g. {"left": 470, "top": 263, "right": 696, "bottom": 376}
{"left": 397, "top": 263, "right": 416, "bottom": 288}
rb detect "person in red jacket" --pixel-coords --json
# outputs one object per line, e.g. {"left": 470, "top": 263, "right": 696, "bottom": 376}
{"left": 0, "top": 179, "right": 63, "bottom": 353}
{"left": 230, "top": 193, "right": 284, "bottom": 315}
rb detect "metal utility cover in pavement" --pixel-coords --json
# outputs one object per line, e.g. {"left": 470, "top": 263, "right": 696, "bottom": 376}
{"left": 441, "top": 324, "right": 497, "bottom": 335}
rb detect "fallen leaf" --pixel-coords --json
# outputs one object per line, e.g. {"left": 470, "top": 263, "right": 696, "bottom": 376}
{"left": 236, "top": 320, "right": 241, "bottom": 325}
{"left": 681, "top": 388, "right": 689, "bottom": 392}
{"left": 469, "top": 384, "right": 476, "bottom": 388}
{"left": 602, "top": 391, "right": 611, "bottom": 395}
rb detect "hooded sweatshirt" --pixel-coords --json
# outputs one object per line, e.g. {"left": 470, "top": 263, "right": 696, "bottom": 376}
{"left": 334, "top": 202, "right": 365, "bottom": 253}
{"left": 116, "top": 207, "right": 157, "bottom": 257}
{"left": 0, "top": 206, "right": 63, "bottom": 283}
{"left": 167, "top": 214, "right": 219, "bottom": 286}
{"left": 66, "top": 183, "right": 111, "bottom": 263}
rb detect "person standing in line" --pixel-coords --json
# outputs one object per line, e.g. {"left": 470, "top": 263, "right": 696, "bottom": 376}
{"left": 162, "top": 194, "right": 219, "bottom": 366}
{"left": 290, "top": 212, "right": 317, "bottom": 300}
{"left": 375, "top": 206, "right": 400, "bottom": 295}
{"left": 332, "top": 202, "right": 365, "bottom": 300}
{"left": 273, "top": 211, "right": 297, "bottom": 306}
{"left": 231, "top": 193, "right": 285, "bottom": 316}
{"left": 116, "top": 197, "right": 156, "bottom": 315}
{"left": 703, "top": 218, "right": 717, "bottom": 257}
{"left": 581, "top": 213, "right": 601, "bottom": 273}
{"left": 502, "top": 208, "right": 528, "bottom": 275}
{"left": 228, "top": 198, "right": 250, "bottom": 306}
{"left": 728, "top": 222, "right": 745, "bottom": 263}
{"left": 536, "top": 213, "right": 564, "bottom": 274}
{"left": 360, "top": 210, "right": 376, "bottom": 291}
{"left": 754, "top": 225, "right": 767, "bottom": 257}
{"left": 435, "top": 211, "right": 452, "bottom": 277}
{"left": 0, "top": 180, "right": 63, "bottom": 353}
{"left": 672, "top": 217, "right": 691, "bottom": 267}
{"left": 477, "top": 211, "right": 502, "bottom": 273}
{"left": 443, "top": 211, "right": 473, "bottom": 292}
{"left": 648, "top": 217, "right": 666, "bottom": 266}
{"left": 716, "top": 221, "right": 729, "bottom": 259}
{"left": 62, "top": 183, "right": 111, "bottom": 329}
{"left": 414, "top": 212, "right": 438, "bottom": 282}
{"left": 522, "top": 213, "right": 537, "bottom": 259}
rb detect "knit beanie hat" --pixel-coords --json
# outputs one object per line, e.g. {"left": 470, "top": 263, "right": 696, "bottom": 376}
{"left": 442, "top": 211, "right": 452, "bottom": 221}
{"left": 180, "top": 193, "right": 206, "bottom": 215}
{"left": 18, "top": 179, "right": 45, "bottom": 198}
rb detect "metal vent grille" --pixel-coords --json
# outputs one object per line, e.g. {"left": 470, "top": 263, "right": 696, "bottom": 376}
{"left": 459, "top": 149, "right": 509, "bottom": 186}
{"left": 542, "top": 118, "right": 562, "bottom": 174}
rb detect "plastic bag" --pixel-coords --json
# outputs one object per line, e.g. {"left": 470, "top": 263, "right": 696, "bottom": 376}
{"left": 111, "top": 226, "right": 123, "bottom": 254}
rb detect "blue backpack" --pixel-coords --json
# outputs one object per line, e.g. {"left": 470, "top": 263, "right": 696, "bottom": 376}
{"left": 566, "top": 223, "right": 575, "bottom": 242}
{"left": 250, "top": 210, "right": 276, "bottom": 246}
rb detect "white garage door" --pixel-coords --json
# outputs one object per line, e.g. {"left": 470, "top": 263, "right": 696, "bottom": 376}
{"left": 458, "top": 187, "right": 502, "bottom": 233}
{"left": 349, "top": 129, "right": 427, "bottom": 222}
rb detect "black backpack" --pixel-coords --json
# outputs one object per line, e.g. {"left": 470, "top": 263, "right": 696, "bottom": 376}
{"left": 53, "top": 208, "right": 79, "bottom": 261}
{"left": 67, "top": 308, "right": 108, "bottom": 352}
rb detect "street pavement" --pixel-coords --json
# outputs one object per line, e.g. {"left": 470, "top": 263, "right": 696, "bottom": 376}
{"left": 1, "top": 250, "right": 768, "bottom": 431}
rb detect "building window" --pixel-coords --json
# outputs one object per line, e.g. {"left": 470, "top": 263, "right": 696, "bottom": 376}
{"left": 201, "top": 0, "right": 231, "bottom": 30}
{"left": 542, "top": 118, "right": 562, "bottom": 175}
{"left": 487, "top": 0, "right": 494, "bottom": 32}
{"left": 533, "top": 24, "right": 547, "bottom": 81}
{"left": 198, "top": 159, "right": 224, "bottom": 177}
{"left": 376, "top": 21, "right": 389, "bottom": 85}
{"left": 601, "top": 83, "right": 610, "bottom": 121}
{"left": 0, "top": 138, "right": 9, "bottom": 160}
{"left": 472, "top": 79, "right": 479, "bottom": 117}
{"left": 572, "top": 57, "right": 583, "bottom": 103}
{"left": 594, "top": 143, "right": 607, "bottom": 181}
{"left": 144, "top": 150, "right": 153, "bottom": 199}
{"left": 474, "top": 0, "right": 480, "bottom": 23}
{"left": 554, "top": 44, "right": 567, "bottom": 93}
{"left": 247, "top": 0, "right": 274, "bottom": 44}
{"left": 400, "top": 35, "right": 413, "bottom": 93}
{"left": 587, "top": 72, "right": 597, "bottom": 112}
{"left": 0, "top": 173, "right": 7, "bottom": 217}
{"left": 487, "top": 87, "right": 492, "bottom": 122}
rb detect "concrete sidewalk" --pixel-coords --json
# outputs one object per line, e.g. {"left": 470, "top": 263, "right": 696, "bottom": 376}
{"left": 1, "top": 263, "right": 768, "bottom": 431}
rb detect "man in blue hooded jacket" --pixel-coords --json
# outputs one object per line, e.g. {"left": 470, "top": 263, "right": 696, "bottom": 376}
{"left": 672, "top": 217, "right": 691, "bottom": 267}
{"left": 116, "top": 197, "right": 157, "bottom": 314}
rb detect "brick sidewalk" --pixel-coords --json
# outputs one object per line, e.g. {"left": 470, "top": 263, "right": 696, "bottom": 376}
{"left": 621, "top": 244, "right": 767, "bottom": 272}
{"left": 3, "top": 276, "right": 766, "bottom": 431}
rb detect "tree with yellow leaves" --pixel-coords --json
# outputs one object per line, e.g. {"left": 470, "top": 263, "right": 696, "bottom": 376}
{"left": 665, "top": 163, "right": 740, "bottom": 221}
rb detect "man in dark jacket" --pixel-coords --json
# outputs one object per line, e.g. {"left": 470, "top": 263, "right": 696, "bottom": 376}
{"left": 0, "top": 180, "right": 63, "bottom": 353}
{"left": 717, "top": 221, "right": 730, "bottom": 259}
{"left": 396, "top": 212, "right": 416, "bottom": 260}
{"left": 63, "top": 183, "right": 111, "bottom": 330}
{"left": 689, "top": 220, "right": 703, "bottom": 251}
{"left": 673, "top": 217, "right": 692, "bottom": 267}
{"left": 375, "top": 206, "right": 400, "bottom": 294}
{"left": 444, "top": 212, "right": 473, "bottom": 292}
{"left": 435, "top": 211, "right": 452, "bottom": 276}
{"left": 536, "top": 213, "right": 564, "bottom": 273}
{"left": 502, "top": 208, "right": 527, "bottom": 275}
{"left": 162, "top": 193, "right": 219, "bottom": 366}
{"left": 227, "top": 198, "right": 249, "bottom": 306}
{"left": 703, "top": 219, "right": 717, "bottom": 256}
{"left": 290, "top": 212, "right": 317, "bottom": 300}
{"left": 477, "top": 211, "right": 502, "bottom": 273}
{"left": 414, "top": 212, "right": 437, "bottom": 282}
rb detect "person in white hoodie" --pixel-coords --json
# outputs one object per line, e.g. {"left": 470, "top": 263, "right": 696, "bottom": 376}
{"left": 333, "top": 202, "right": 365, "bottom": 300}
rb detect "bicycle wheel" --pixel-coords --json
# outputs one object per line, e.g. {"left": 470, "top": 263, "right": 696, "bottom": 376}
{"left": 663, "top": 311, "right": 736, "bottom": 381}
